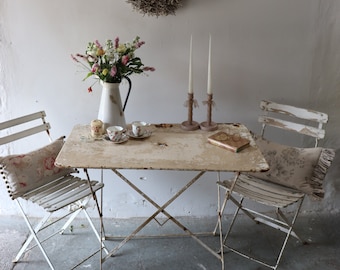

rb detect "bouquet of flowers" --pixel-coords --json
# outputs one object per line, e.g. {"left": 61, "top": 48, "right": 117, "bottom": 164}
{"left": 71, "top": 36, "right": 155, "bottom": 92}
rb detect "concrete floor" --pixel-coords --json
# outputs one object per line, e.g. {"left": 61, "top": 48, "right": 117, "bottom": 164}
{"left": 1, "top": 213, "right": 340, "bottom": 270}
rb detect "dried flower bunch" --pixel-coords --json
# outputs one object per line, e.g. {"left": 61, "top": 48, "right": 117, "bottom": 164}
{"left": 71, "top": 36, "right": 155, "bottom": 92}
{"left": 126, "top": 0, "right": 183, "bottom": 17}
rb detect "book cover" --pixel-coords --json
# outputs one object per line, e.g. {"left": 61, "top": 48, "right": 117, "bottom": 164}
{"left": 208, "top": 131, "right": 250, "bottom": 153}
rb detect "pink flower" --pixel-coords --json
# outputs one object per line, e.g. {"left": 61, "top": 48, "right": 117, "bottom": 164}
{"left": 136, "top": 41, "right": 145, "bottom": 48}
{"left": 143, "top": 66, "right": 155, "bottom": 72}
{"left": 110, "top": 66, "right": 117, "bottom": 77}
{"left": 44, "top": 157, "right": 56, "bottom": 170}
{"left": 115, "top": 37, "right": 119, "bottom": 49}
{"left": 122, "top": 55, "right": 129, "bottom": 65}
{"left": 95, "top": 40, "right": 102, "bottom": 49}
{"left": 19, "top": 182, "right": 27, "bottom": 188}
{"left": 91, "top": 63, "right": 99, "bottom": 72}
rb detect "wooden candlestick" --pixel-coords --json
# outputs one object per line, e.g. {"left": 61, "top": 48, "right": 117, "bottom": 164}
{"left": 200, "top": 93, "right": 218, "bottom": 131}
{"left": 181, "top": 93, "right": 199, "bottom": 131}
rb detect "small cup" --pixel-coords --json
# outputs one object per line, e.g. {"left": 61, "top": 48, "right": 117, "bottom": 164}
{"left": 90, "top": 119, "right": 104, "bottom": 138}
{"left": 131, "top": 121, "right": 148, "bottom": 137}
{"left": 107, "top": 126, "right": 124, "bottom": 141}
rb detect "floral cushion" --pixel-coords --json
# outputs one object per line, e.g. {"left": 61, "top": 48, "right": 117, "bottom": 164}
{"left": 0, "top": 138, "right": 74, "bottom": 199}
{"left": 248, "top": 137, "right": 335, "bottom": 199}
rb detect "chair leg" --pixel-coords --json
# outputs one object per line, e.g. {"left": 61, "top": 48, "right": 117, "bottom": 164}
{"left": 222, "top": 197, "right": 305, "bottom": 270}
{"left": 59, "top": 197, "right": 91, "bottom": 234}
{"left": 221, "top": 196, "right": 244, "bottom": 247}
{"left": 82, "top": 207, "right": 109, "bottom": 254}
{"left": 214, "top": 184, "right": 229, "bottom": 235}
{"left": 275, "top": 207, "right": 304, "bottom": 243}
{"left": 273, "top": 197, "right": 304, "bottom": 269}
{"left": 228, "top": 195, "right": 258, "bottom": 223}
{"left": 14, "top": 195, "right": 106, "bottom": 269}
{"left": 14, "top": 200, "right": 55, "bottom": 270}
{"left": 214, "top": 185, "right": 258, "bottom": 236}
{"left": 221, "top": 194, "right": 262, "bottom": 247}
{"left": 59, "top": 207, "right": 83, "bottom": 234}
{"left": 59, "top": 196, "right": 108, "bottom": 254}
{"left": 214, "top": 173, "right": 241, "bottom": 235}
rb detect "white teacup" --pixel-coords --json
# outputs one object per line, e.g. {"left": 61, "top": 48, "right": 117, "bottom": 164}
{"left": 107, "top": 126, "right": 124, "bottom": 141}
{"left": 131, "top": 121, "right": 149, "bottom": 137}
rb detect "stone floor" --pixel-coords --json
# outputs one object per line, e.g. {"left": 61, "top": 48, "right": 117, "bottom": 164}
{"left": 1, "top": 212, "right": 340, "bottom": 270}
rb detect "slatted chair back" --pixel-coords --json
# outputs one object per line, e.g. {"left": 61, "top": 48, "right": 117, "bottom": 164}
{"left": 259, "top": 100, "right": 328, "bottom": 147}
{"left": 0, "top": 111, "right": 51, "bottom": 145}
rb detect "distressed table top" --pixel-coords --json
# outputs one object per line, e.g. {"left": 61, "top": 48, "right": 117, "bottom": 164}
{"left": 55, "top": 123, "right": 269, "bottom": 172}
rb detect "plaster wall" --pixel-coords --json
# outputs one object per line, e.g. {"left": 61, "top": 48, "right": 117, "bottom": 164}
{"left": 0, "top": 0, "right": 339, "bottom": 218}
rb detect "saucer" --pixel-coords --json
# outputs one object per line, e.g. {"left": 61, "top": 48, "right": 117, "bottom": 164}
{"left": 127, "top": 130, "right": 152, "bottom": 139}
{"left": 104, "top": 134, "right": 129, "bottom": 144}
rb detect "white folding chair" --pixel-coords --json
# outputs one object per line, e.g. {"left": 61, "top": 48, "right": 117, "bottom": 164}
{"left": 216, "top": 100, "right": 335, "bottom": 269}
{"left": 0, "top": 111, "right": 107, "bottom": 269}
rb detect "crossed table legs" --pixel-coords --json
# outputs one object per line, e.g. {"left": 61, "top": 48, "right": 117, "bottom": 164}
{"left": 101, "top": 169, "right": 226, "bottom": 269}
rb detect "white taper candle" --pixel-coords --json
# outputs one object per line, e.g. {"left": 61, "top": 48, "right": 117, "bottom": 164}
{"left": 188, "top": 35, "right": 193, "bottom": 94}
{"left": 207, "top": 35, "right": 212, "bottom": 94}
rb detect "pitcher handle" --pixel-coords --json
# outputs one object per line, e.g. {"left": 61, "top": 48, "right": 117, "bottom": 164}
{"left": 122, "top": 76, "right": 132, "bottom": 112}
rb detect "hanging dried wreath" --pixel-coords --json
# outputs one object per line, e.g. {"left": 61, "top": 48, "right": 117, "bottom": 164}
{"left": 126, "top": 0, "right": 183, "bottom": 17}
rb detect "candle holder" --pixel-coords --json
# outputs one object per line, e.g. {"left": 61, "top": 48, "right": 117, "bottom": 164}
{"left": 181, "top": 93, "right": 199, "bottom": 131}
{"left": 200, "top": 93, "right": 218, "bottom": 131}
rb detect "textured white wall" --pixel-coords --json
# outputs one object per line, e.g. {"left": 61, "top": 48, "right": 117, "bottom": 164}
{"left": 0, "top": 0, "right": 339, "bottom": 218}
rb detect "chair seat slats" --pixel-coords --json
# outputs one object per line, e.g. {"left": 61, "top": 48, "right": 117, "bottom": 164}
{"left": 23, "top": 176, "right": 76, "bottom": 202}
{"left": 218, "top": 176, "right": 304, "bottom": 208}
{"left": 32, "top": 178, "right": 91, "bottom": 204}
{"left": 42, "top": 183, "right": 103, "bottom": 212}
{"left": 38, "top": 180, "right": 99, "bottom": 207}
{"left": 22, "top": 176, "right": 103, "bottom": 212}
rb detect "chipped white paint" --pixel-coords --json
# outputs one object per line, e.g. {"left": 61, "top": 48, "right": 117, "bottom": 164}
{"left": 259, "top": 100, "right": 328, "bottom": 143}
{"left": 55, "top": 124, "right": 269, "bottom": 172}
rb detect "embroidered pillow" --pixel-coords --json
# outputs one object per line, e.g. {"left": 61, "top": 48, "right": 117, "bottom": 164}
{"left": 0, "top": 138, "right": 74, "bottom": 199}
{"left": 248, "top": 138, "right": 335, "bottom": 199}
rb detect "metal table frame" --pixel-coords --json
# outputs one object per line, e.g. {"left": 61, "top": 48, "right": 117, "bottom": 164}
{"left": 55, "top": 123, "right": 268, "bottom": 269}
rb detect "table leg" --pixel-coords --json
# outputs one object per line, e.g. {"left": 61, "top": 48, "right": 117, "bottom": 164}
{"left": 102, "top": 169, "right": 223, "bottom": 265}
{"left": 84, "top": 169, "right": 108, "bottom": 270}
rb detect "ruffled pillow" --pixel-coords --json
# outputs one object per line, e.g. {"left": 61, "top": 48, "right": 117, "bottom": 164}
{"left": 0, "top": 138, "right": 74, "bottom": 199}
{"left": 248, "top": 137, "right": 335, "bottom": 199}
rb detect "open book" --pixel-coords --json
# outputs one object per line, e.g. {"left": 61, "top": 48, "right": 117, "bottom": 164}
{"left": 208, "top": 131, "right": 250, "bottom": 153}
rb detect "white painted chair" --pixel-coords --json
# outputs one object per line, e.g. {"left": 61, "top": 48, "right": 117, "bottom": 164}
{"left": 0, "top": 111, "right": 106, "bottom": 269}
{"left": 216, "top": 100, "right": 335, "bottom": 269}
